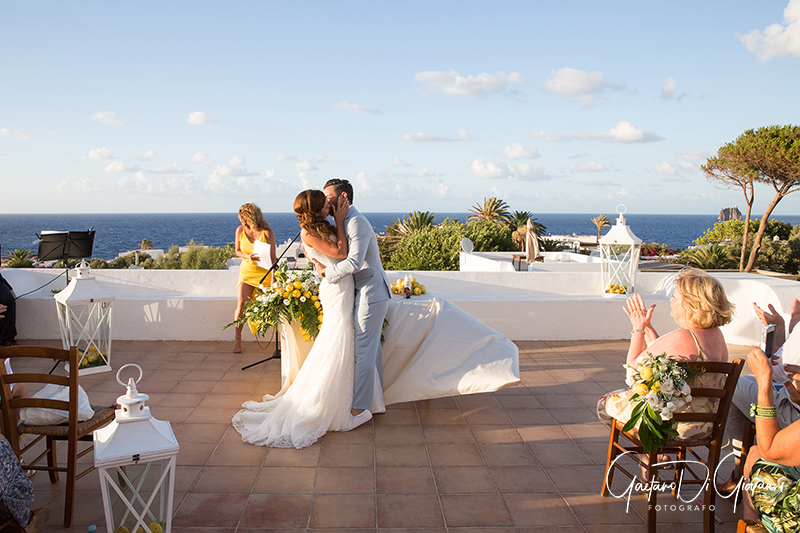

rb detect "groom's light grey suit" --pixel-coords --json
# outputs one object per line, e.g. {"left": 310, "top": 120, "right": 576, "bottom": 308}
{"left": 325, "top": 206, "right": 392, "bottom": 411}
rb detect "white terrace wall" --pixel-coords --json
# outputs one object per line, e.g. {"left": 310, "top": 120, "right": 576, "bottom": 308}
{"left": 3, "top": 262, "right": 798, "bottom": 344}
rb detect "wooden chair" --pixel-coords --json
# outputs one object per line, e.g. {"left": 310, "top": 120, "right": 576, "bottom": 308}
{"left": 601, "top": 358, "right": 744, "bottom": 533}
{"left": 0, "top": 346, "right": 116, "bottom": 527}
{"left": 737, "top": 519, "right": 768, "bottom": 532}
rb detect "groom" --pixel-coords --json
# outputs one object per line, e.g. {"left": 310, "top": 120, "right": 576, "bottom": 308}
{"left": 312, "top": 178, "right": 392, "bottom": 430}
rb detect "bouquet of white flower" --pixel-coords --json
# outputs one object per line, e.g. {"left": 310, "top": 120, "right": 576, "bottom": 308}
{"left": 622, "top": 352, "right": 705, "bottom": 453}
{"left": 226, "top": 263, "right": 323, "bottom": 341}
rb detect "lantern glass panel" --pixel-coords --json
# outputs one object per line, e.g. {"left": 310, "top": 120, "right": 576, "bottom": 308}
{"left": 57, "top": 300, "right": 112, "bottom": 372}
{"left": 99, "top": 458, "right": 176, "bottom": 533}
{"left": 600, "top": 242, "right": 642, "bottom": 295}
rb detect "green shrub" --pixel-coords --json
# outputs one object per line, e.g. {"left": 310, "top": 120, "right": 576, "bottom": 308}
{"left": 725, "top": 235, "right": 800, "bottom": 274}
{"left": 151, "top": 241, "right": 235, "bottom": 270}
{"left": 387, "top": 219, "right": 515, "bottom": 271}
{"left": 107, "top": 252, "right": 151, "bottom": 269}
{"left": 676, "top": 245, "right": 736, "bottom": 270}
{"left": 695, "top": 220, "right": 793, "bottom": 245}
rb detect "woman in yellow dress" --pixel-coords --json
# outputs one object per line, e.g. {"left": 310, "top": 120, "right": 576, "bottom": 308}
{"left": 233, "top": 203, "right": 277, "bottom": 353}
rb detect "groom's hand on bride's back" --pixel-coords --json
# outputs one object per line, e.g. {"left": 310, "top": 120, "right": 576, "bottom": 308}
{"left": 312, "top": 258, "right": 325, "bottom": 277}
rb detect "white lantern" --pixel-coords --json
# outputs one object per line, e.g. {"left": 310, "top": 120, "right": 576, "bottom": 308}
{"left": 599, "top": 205, "right": 642, "bottom": 296}
{"left": 94, "top": 364, "right": 180, "bottom": 533}
{"left": 54, "top": 260, "right": 114, "bottom": 375}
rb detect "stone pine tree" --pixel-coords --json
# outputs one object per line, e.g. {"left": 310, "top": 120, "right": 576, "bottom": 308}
{"left": 701, "top": 153, "right": 756, "bottom": 271}
{"left": 704, "top": 125, "right": 800, "bottom": 273}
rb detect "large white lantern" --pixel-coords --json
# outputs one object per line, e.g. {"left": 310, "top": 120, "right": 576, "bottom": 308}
{"left": 599, "top": 205, "right": 642, "bottom": 296}
{"left": 94, "top": 364, "right": 180, "bottom": 533}
{"left": 54, "top": 260, "right": 114, "bottom": 375}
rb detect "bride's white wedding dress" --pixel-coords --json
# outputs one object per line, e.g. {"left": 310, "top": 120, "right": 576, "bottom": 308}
{"left": 231, "top": 244, "right": 385, "bottom": 449}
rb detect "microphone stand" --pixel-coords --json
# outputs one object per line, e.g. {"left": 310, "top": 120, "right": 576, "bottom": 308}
{"left": 241, "top": 230, "right": 302, "bottom": 370}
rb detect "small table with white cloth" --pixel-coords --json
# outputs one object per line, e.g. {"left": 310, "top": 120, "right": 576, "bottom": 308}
{"left": 278, "top": 292, "right": 520, "bottom": 405}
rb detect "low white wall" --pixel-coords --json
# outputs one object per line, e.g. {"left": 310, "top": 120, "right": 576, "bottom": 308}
{"left": 3, "top": 265, "right": 798, "bottom": 344}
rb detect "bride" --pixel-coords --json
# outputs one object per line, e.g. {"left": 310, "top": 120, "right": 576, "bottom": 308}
{"left": 232, "top": 189, "right": 384, "bottom": 449}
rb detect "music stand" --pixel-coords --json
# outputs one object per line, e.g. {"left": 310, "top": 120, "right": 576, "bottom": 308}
{"left": 241, "top": 230, "right": 302, "bottom": 371}
{"left": 37, "top": 230, "right": 95, "bottom": 283}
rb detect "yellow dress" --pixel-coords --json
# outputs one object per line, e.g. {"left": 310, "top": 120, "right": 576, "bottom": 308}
{"left": 238, "top": 230, "right": 272, "bottom": 289}
{"left": 597, "top": 329, "right": 724, "bottom": 440}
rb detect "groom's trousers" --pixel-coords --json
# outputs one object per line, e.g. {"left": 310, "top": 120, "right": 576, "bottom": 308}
{"left": 353, "top": 299, "right": 390, "bottom": 411}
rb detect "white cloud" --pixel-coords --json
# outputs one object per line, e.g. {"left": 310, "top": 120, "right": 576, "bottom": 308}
{"left": 570, "top": 160, "right": 606, "bottom": 172}
{"left": 56, "top": 177, "right": 99, "bottom": 194}
{"left": 356, "top": 171, "right": 373, "bottom": 193}
{"left": 131, "top": 150, "right": 156, "bottom": 161}
{"left": 469, "top": 159, "right": 550, "bottom": 181}
{"left": 193, "top": 152, "right": 214, "bottom": 165}
{"left": 104, "top": 161, "right": 141, "bottom": 173}
{"left": 88, "top": 147, "right": 115, "bottom": 161}
{"left": 0, "top": 128, "right": 30, "bottom": 140}
{"left": 663, "top": 175, "right": 690, "bottom": 183}
{"left": 570, "top": 152, "right": 591, "bottom": 158}
{"left": 738, "top": 0, "right": 800, "bottom": 61}
{"left": 90, "top": 111, "right": 123, "bottom": 127}
{"left": 414, "top": 70, "right": 524, "bottom": 96}
{"left": 333, "top": 101, "right": 382, "bottom": 114}
{"left": 229, "top": 155, "right": 246, "bottom": 168}
{"left": 504, "top": 142, "right": 540, "bottom": 160}
{"left": 187, "top": 111, "right": 217, "bottom": 125}
{"left": 311, "top": 155, "right": 331, "bottom": 163}
{"left": 297, "top": 172, "right": 313, "bottom": 190}
{"left": 544, "top": 67, "right": 622, "bottom": 107}
{"left": 653, "top": 162, "right": 678, "bottom": 175}
{"left": 534, "top": 121, "right": 663, "bottom": 143}
{"left": 382, "top": 169, "right": 437, "bottom": 179}
{"left": 661, "top": 77, "right": 677, "bottom": 100}
{"left": 0, "top": 156, "right": 9, "bottom": 161}
{"left": 609, "top": 187, "right": 630, "bottom": 198}
{"left": 210, "top": 164, "right": 258, "bottom": 178}
{"left": 578, "top": 179, "right": 619, "bottom": 187}
{"left": 149, "top": 162, "right": 186, "bottom": 174}
{"left": 392, "top": 157, "right": 410, "bottom": 167}
{"left": 275, "top": 153, "right": 297, "bottom": 162}
{"left": 294, "top": 160, "right": 318, "bottom": 172}
{"left": 265, "top": 169, "right": 276, "bottom": 178}
{"left": 402, "top": 129, "right": 473, "bottom": 142}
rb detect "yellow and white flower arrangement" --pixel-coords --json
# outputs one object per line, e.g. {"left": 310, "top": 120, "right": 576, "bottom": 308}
{"left": 622, "top": 351, "right": 704, "bottom": 453}
{"left": 227, "top": 263, "right": 323, "bottom": 341}
{"left": 390, "top": 277, "right": 427, "bottom": 296}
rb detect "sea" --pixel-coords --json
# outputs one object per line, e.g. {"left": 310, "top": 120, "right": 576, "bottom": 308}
{"left": 2, "top": 212, "right": 800, "bottom": 261}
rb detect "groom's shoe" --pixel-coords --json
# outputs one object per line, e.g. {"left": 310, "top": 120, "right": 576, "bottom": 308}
{"left": 343, "top": 410, "right": 372, "bottom": 431}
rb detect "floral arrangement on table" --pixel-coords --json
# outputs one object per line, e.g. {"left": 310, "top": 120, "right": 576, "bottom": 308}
{"left": 227, "top": 263, "right": 323, "bottom": 341}
{"left": 390, "top": 276, "right": 427, "bottom": 296}
{"left": 622, "top": 352, "right": 705, "bottom": 453}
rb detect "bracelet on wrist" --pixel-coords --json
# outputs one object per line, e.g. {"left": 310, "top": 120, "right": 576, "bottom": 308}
{"left": 631, "top": 329, "right": 645, "bottom": 335}
{"left": 750, "top": 403, "right": 777, "bottom": 419}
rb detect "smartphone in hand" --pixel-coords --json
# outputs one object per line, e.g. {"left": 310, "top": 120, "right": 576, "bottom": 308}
{"left": 761, "top": 324, "right": 777, "bottom": 359}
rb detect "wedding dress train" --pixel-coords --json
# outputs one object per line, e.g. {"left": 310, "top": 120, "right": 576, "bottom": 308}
{"left": 231, "top": 245, "right": 384, "bottom": 449}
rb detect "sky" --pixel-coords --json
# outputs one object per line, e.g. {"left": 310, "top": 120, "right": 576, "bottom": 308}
{"left": 1, "top": 1, "right": 799, "bottom": 216}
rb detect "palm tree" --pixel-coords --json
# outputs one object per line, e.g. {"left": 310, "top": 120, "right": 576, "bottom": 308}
{"left": 140, "top": 238, "right": 154, "bottom": 250}
{"left": 511, "top": 217, "right": 547, "bottom": 251}
{"left": 591, "top": 215, "right": 611, "bottom": 242}
{"left": 3, "top": 248, "right": 35, "bottom": 268}
{"left": 680, "top": 245, "right": 736, "bottom": 270}
{"left": 511, "top": 211, "right": 532, "bottom": 228}
{"left": 467, "top": 197, "right": 512, "bottom": 226}
{"left": 390, "top": 211, "right": 435, "bottom": 236}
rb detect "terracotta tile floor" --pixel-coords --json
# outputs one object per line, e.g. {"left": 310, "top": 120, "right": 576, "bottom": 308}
{"left": 15, "top": 338, "right": 753, "bottom": 533}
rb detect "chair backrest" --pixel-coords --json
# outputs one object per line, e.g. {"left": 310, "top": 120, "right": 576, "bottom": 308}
{"left": 671, "top": 358, "right": 744, "bottom": 442}
{"left": 0, "top": 346, "right": 80, "bottom": 457}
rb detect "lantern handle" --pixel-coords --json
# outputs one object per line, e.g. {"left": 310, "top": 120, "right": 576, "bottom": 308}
{"left": 616, "top": 204, "right": 627, "bottom": 216}
{"left": 116, "top": 363, "right": 143, "bottom": 388}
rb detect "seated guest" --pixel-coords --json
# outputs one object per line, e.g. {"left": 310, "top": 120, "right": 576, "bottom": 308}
{"left": 740, "top": 346, "right": 800, "bottom": 532}
{"left": 721, "top": 298, "right": 800, "bottom": 492}
{"left": 598, "top": 268, "right": 734, "bottom": 442}
{"left": 0, "top": 269, "right": 17, "bottom": 346}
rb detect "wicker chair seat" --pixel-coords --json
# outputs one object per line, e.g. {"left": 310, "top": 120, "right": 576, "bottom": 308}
{"left": 17, "top": 405, "right": 116, "bottom": 437}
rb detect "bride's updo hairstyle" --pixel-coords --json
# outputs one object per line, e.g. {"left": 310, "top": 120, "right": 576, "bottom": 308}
{"left": 293, "top": 190, "right": 336, "bottom": 239}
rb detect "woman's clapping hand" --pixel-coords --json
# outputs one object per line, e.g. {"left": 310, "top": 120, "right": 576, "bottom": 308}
{"left": 623, "top": 294, "right": 654, "bottom": 331}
